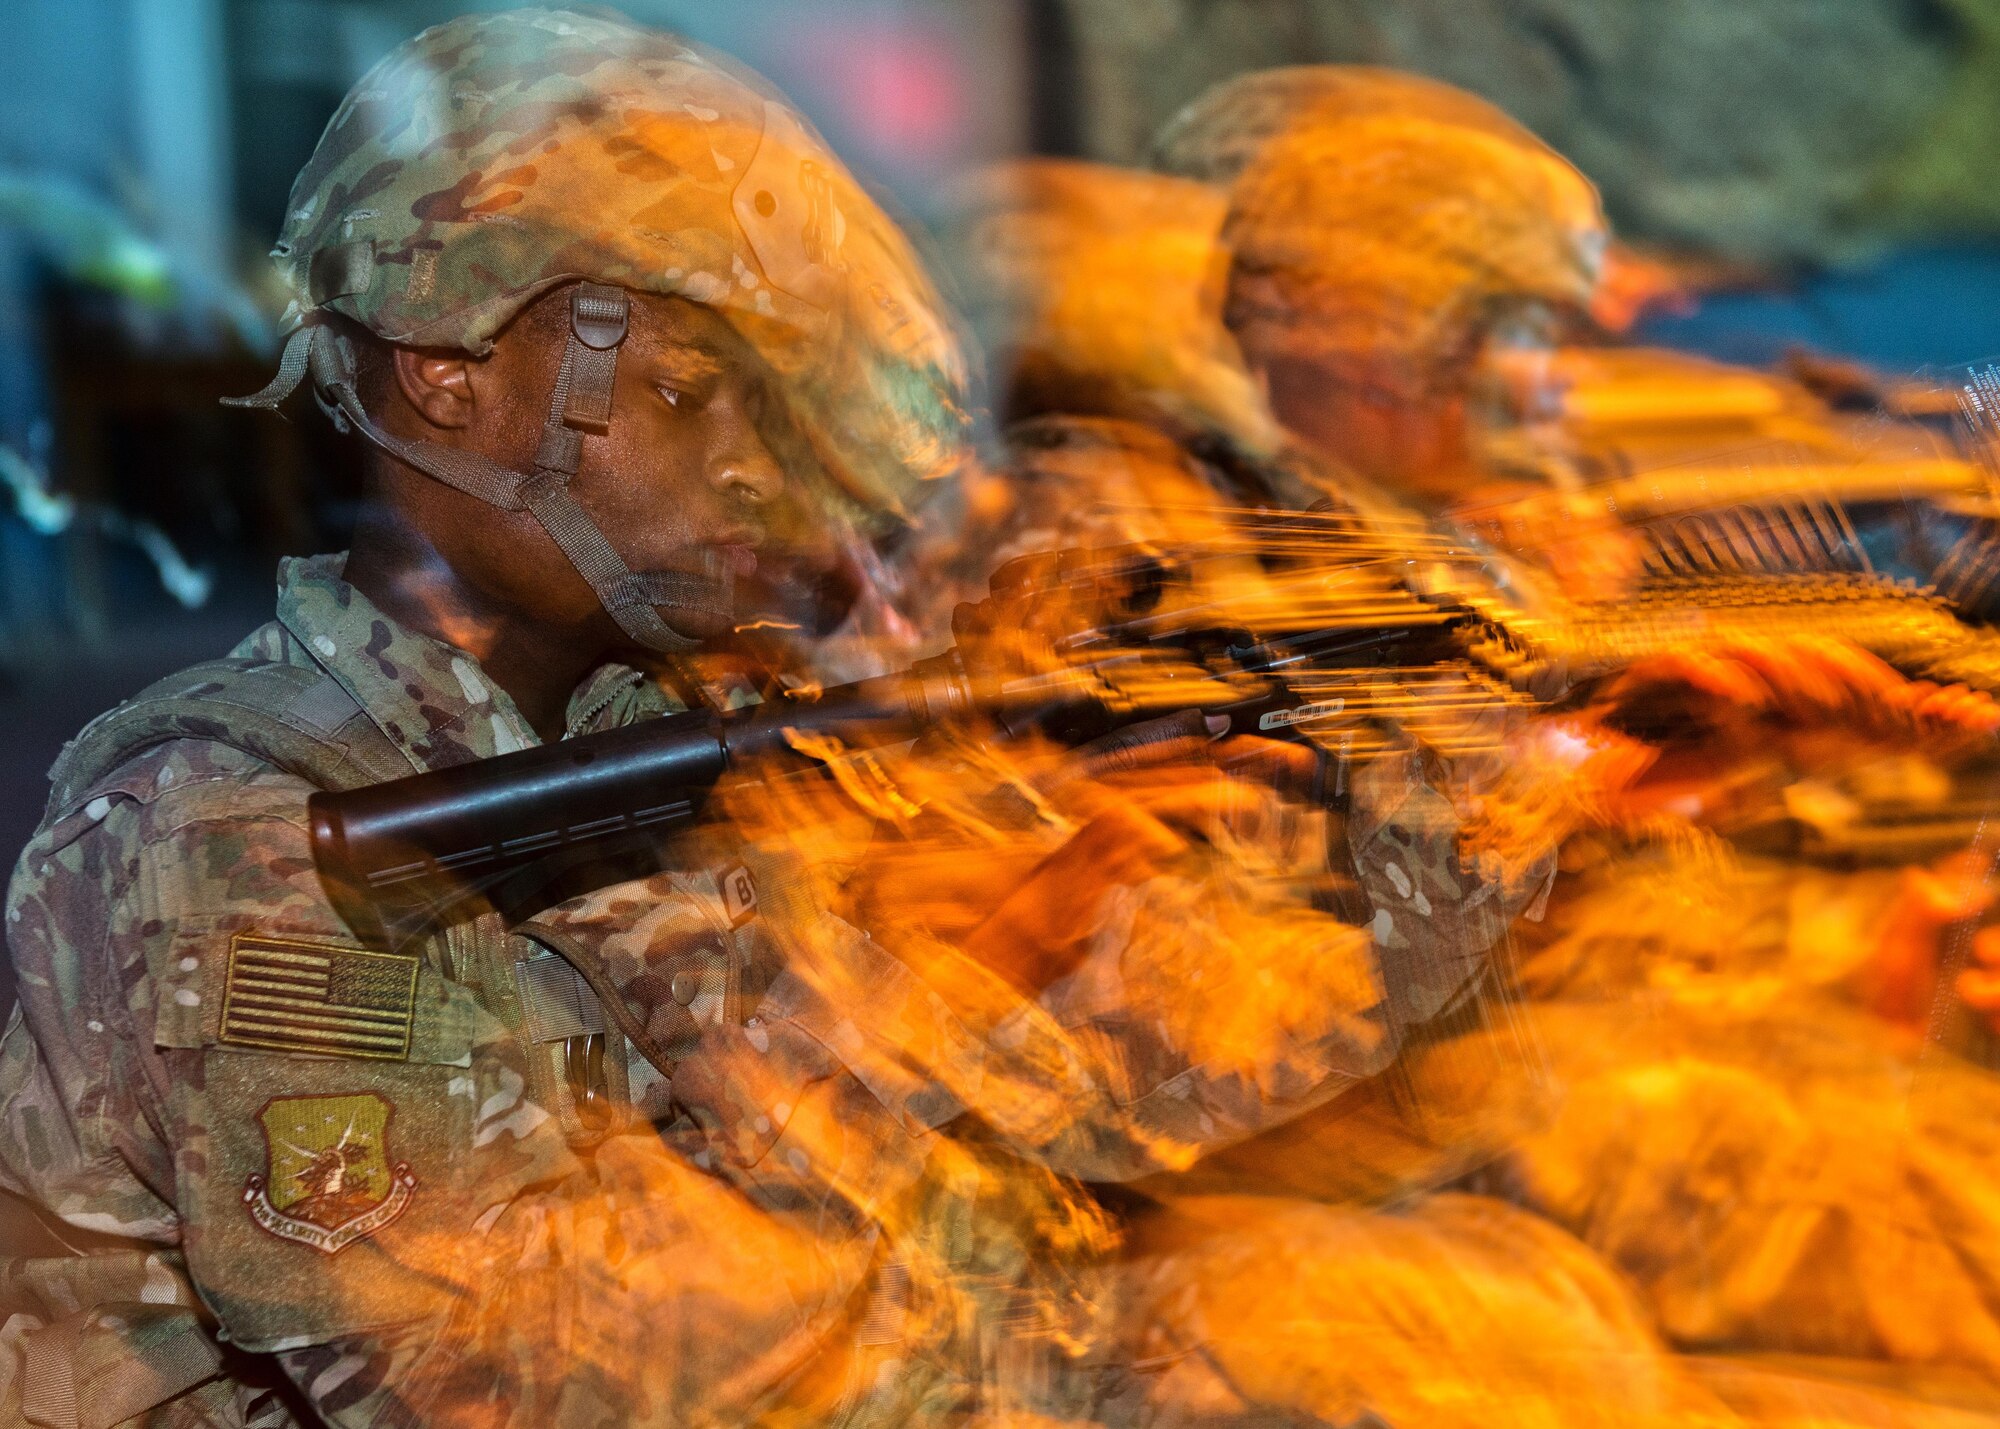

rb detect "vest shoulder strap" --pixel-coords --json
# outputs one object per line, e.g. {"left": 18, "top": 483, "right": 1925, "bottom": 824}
{"left": 45, "top": 658, "right": 411, "bottom": 817}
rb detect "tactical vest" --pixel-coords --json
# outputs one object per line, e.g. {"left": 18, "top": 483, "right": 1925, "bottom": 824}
{"left": 13, "top": 656, "right": 923, "bottom": 1428}
{"left": 44, "top": 657, "right": 413, "bottom": 815}
{"left": 10, "top": 657, "right": 624, "bottom": 1428}
{"left": 41, "top": 654, "right": 631, "bottom": 1112}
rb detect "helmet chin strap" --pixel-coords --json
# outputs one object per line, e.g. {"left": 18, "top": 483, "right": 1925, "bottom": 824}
{"left": 230, "top": 283, "right": 732, "bottom": 655}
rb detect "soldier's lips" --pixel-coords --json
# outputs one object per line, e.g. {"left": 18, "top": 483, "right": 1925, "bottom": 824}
{"left": 717, "top": 544, "right": 760, "bottom": 578}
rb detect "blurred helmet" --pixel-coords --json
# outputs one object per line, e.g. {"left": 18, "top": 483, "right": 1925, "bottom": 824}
{"left": 233, "top": 8, "right": 969, "bottom": 650}
{"left": 1167, "top": 68, "right": 1606, "bottom": 400}
{"left": 1151, "top": 65, "right": 1559, "bottom": 188}
{"left": 943, "top": 158, "right": 1281, "bottom": 460}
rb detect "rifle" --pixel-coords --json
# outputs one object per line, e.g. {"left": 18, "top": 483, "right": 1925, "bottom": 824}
{"left": 309, "top": 533, "right": 1530, "bottom": 947}
{"left": 310, "top": 522, "right": 2000, "bottom": 949}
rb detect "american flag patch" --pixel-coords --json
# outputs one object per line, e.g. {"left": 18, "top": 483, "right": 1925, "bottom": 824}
{"left": 219, "top": 934, "right": 418, "bottom": 1061}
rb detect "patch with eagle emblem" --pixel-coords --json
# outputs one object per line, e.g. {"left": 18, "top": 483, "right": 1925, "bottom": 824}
{"left": 244, "top": 1092, "right": 416, "bottom": 1254}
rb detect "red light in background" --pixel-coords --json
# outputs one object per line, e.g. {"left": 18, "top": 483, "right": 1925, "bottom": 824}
{"left": 776, "top": 15, "right": 972, "bottom": 169}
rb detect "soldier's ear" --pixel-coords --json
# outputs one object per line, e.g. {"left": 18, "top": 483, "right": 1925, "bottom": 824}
{"left": 392, "top": 347, "right": 476, "bottom": 430}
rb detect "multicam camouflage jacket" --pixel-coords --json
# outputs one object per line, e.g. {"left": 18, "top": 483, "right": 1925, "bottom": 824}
{"left": 0, "top": 552, "right": 1508, "bottom": 1427}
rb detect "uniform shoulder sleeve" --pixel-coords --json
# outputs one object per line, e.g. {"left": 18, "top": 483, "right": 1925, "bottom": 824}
{"left": 0, "top": 737, "right": 280, "bottom": 1240}
{"left": 11, "top": 738, "right": 875, "bottom": 1427}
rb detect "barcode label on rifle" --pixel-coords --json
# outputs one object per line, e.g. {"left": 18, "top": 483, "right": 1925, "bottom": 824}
{"left": 1260, "top": 700, "right": 1346, "bottom": 731}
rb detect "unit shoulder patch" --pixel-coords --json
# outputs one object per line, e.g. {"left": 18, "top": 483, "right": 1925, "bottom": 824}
{"left": 219, "top": 932, "right": 418, "bottom": 1060}
{"left": 244, "top": 1091, "right": 416, "bottom": 1254}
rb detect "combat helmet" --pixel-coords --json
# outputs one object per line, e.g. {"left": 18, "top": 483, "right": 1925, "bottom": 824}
{"left": 1156, "top": 67, "right": 1605, "bottom": 401}
{"left": 1150, "top": 65, "right": 1564, "bottom": 188}
{"left": 232, "top": 7, "right": 970, "bottom": 652}
{"left": 943, "top": 158, "right": 1283, "bottom": 462}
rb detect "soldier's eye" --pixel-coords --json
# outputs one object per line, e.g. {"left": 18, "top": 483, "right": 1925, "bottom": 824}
{"left": 656, "top": 386, "right": 683, "bottom": 409}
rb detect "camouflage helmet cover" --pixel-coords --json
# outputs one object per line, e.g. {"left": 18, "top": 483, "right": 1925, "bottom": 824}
{"left": 944, "top": 158, "right": 1282, "bottom": 460}
{"left": 270, "top": 7, "right": 969, "bottom": 517}
{"left": 1162, "top": 68, "right": 1606, "bottom": 394}
{"left": 1149, "top": 64, "right": 1560, "bottom": 188}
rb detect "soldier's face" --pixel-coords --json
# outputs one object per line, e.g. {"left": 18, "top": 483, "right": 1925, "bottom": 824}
{"left": 1252, "top": 344, "right": 1480, "bottom": 509}
{"left": 578, "top": 292, "right": 790, "bottom": 643}
{"left": 394, "top": 288, "right": 790, "bottom": 651}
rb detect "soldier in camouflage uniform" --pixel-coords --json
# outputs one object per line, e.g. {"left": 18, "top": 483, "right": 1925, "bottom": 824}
{"left": 0, "top": 12, "right": 1543, "bottom": 1427}
{"left": 1155, "top": 65, "right": 1608, "bottom": 518}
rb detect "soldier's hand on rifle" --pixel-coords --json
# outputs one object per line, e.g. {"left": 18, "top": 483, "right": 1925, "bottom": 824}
{"left": 1569, "top": 634, "right": 1999, "bottom": 830}
{"left": 962, "top": 715, "right": 1320, "bottom": 994}
{"left": 1597, "top": 634, "right": 2000, "bottom": 751}
{"left": 1959, "top": 925, "right": 2000, "bottom": 1037}
{"left": 1855, "top": 847, "right": 2000, "bottom": 1036}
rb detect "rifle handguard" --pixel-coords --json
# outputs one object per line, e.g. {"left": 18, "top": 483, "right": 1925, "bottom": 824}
{"left": 310, "top": 651, "right": 979, "bottom": 945}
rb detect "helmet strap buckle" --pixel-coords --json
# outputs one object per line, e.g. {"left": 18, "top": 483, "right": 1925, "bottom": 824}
{"left": 549, "top": 283, "right": 627, "bottom": 436}
{"left": 569, "top": 284, "right": 629, "bottom": 352}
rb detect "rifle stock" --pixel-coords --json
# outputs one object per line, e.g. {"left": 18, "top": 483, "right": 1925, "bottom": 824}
{"left": 309, "top": 651, "right": 992, "bottom": 947}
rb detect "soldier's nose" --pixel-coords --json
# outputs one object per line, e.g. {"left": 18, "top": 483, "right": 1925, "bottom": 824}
{"left": 714, "top": 435, "right": 785, "bottom": 508}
